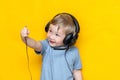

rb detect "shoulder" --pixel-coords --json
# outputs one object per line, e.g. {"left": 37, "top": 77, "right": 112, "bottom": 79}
{"left": 68, "top": 46, "right": 79, "bottom": 53}
{"left": 69, "top": 46, "right": 80, "bottom": 58}
{"left": 40, "top": 39, "right": 51, "bottom": 53}
{"left": 66, "top": 46, "right": 80, "bottom": 58}
{"left": 40, "top": 39, "right": 50, "bottom": 47}
{"left": 40, "top": 39, "right": 49, "bottom": 44}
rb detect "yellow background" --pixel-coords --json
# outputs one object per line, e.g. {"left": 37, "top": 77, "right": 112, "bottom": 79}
{"left": 0, "top": 0, "right": 120, "bottom": 80}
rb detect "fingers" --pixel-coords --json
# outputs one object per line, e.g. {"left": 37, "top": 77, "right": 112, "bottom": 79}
{"left": 20, "top": 26, "right": 30, "bottom": 38}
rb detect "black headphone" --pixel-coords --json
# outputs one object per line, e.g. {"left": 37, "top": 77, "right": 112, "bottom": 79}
{"left": 45, "top": 13, "right": 80, "bottom": 50}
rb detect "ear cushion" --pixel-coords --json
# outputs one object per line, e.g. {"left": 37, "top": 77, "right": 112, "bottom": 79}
{"left": 63, "top": 33, "right": 73, "bottom": 45}
{"left": 71, "top": 34, "right": 78, "bottom": 45}
{"left": 45, "top": 22, "right": 50, "bottom": 32}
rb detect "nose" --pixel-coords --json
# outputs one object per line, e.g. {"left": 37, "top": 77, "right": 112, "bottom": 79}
{"left": 49, "top": 34, "right": 56, "bottom": 39}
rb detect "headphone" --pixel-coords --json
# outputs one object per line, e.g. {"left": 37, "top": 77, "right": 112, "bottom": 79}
{"left": 45, "top": 13, "right": 80, "bottom": 50}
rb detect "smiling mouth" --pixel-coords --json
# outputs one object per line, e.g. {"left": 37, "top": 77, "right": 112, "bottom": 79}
{"left": 49, "top": 40, "right": 55, "bottom": 44}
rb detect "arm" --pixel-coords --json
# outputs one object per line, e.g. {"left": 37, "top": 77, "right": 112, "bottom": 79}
{"left": 20, "top": 27, "right": 42, "bottom": 52}
{"left": 73, "top": 69, "right": 83, "bottom": 80}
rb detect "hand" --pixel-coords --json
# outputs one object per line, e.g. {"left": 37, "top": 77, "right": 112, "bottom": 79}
{"left": 20, "top": 26, "right": 30, "bottom": 38}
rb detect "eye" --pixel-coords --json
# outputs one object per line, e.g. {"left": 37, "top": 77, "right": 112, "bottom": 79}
{"left": 49, "top": 29, "right": 52, "bottom": 32}
{"left": 56, "top": 34, "right": 60, "bottom": 37}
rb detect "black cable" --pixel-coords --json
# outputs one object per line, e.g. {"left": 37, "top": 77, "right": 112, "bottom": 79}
{"left": 25, "top": 37, "right": 33, "bottom": 80}
{"left": 64, "top": 49, "right": 75, "bottom": 80}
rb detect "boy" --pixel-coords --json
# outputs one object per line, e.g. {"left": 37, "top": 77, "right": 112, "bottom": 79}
{"left": 20, "top": 13, "right": 82, "bottom": 80}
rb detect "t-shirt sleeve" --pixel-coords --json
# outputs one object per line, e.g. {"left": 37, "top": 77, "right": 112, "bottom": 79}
{"left": 73, "top": 49, "right": 82, "bottom": 70}
{"left": 34, "top": 39, "right": 49, "bottom": 55}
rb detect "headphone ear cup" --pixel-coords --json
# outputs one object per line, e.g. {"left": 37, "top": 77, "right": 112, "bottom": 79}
{"left": 63, "top": 33, "right": 73, "bottom": 45}
{"left": 45, "top": 22, "right": 50, "bottom": 32}
{"left": 71, "top": 34, "right": 79, "bottom": 45}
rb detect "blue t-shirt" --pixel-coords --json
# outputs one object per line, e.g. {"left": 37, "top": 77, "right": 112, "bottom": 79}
{"left": 35, "top": 39, "right": 82, "bottom": 80}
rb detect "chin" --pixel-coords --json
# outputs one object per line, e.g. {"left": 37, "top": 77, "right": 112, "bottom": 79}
{"left": 50, "top": 45, "right": 55, "bottom": 47}
{"left": 49, "top": 43, "right": 55, "bottom": 47}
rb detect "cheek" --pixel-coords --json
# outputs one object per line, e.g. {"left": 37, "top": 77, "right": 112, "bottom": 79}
{"left": 47, "top": 33, "right": 50, "bottom": 38}
{"left": 56, "top": 37, "right": 65, "bottom": 44}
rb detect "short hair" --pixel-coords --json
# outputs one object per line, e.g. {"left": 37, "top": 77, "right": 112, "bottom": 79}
{"left": 50, "top": 13, "right": 76, "bottom": 35}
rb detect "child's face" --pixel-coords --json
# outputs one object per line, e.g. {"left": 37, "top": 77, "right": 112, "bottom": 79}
{"left": 47, "top": 24, "right": 66, "bottom": 47}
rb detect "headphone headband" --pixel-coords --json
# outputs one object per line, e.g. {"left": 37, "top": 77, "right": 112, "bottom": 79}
{"left": 51, "top": 13, "right": 80, "bottom": 34}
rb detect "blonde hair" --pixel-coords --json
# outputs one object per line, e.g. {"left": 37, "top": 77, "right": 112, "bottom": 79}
{"left": 50, "top": 13, "right": 76, "bottom": 35}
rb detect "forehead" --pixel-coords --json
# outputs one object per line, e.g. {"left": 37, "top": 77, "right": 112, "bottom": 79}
{"left": 49, "top": 24, "right": 66, "bottom": 34}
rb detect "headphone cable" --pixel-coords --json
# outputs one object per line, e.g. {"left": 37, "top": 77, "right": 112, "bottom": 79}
{"left": 25, "top": 37, "right": 33, "bottom": 80}
{"left": 64, "top": 48, "right": 75, "bottom": 80}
